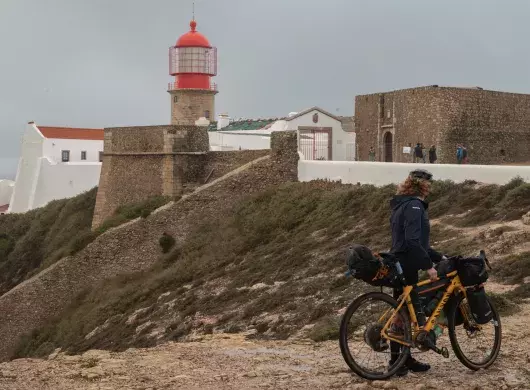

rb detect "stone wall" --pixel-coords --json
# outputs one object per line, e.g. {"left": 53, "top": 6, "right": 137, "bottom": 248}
{"left": 354, "top": 86, "right": 530, "bottom": 164}
{"left": 170, "top": 89, "right": 216, "bottom": 125}
{"left": 92, "top": 125, "right": 209, "bottom": 228}
{"left": 270, "top": 131, "right": 299, "bottom": 181}
{"left": 204, "top": 150, "right": 270, "bottom": 182}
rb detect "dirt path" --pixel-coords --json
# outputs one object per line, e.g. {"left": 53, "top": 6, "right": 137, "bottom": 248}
{"left": 1, "top": 303, "right": 529, "bottom": 390}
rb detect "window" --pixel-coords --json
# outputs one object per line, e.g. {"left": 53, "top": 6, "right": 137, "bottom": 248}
{"left": 173, "top": 95, "right": 178, "bottom": 103}
{"left": 204, "top": 110, "right": 210, "bottom": 119}
{"left": 81, "top": 151, "right": 87, "bottom": 160}
{"left": 387, "top": 110, "right": 391, "bottom": 119}
{"left": 61, "top": 150, "right": 70, "bottom": 162}
{"left": 99, "top": 151, "right": 104, "bottom": 162}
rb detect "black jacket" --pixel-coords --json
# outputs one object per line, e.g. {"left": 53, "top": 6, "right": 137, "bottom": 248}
{"left": 389, "top": 196, "right": 441, "bottom": 272}
{"left": 428, "top": 148, "right": 437, "bottom": 163}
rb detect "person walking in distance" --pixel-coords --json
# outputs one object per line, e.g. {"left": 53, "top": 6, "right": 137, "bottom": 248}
{"left": 462, "top": 145, "right": 469, "bottom": 164}
{"left": 414, "top": 143, "right": 423, "bottom": 163}
{"left": 429, "top": 145, "right": 437, "bottom": 164}
{"left": 456, "top": 144, "right": 463, "bottom": 164}
{"left": 368, "top": 147, "right": 376, "bottom": 162}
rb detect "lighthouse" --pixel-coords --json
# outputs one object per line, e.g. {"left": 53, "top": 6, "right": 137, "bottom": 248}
{"left": 168, "top": 19, "right": 218, "bottom": 125}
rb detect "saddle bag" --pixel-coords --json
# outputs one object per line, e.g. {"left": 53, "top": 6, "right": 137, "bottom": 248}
{"left": 346, "top": 244, "right": 396, "bottom": 288}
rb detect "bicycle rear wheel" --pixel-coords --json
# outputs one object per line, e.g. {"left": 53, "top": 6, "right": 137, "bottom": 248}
{"left": 447, "top": 292, "right": 502, "bottom": 370}
{"left": 339, "top": 292, "right": 412, "bottom": 380}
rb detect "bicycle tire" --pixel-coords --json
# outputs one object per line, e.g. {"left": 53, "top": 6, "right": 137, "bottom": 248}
{"left": 339, "top": 292, "right": 412, "bottom": 380}
{"left": 447, "top": 292, "right": 502, "bottom": 370}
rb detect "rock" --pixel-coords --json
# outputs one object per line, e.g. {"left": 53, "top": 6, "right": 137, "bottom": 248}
{"left": 80, "top": 366, "right": 105, "bottom": 380}
{"left": 383, "top": 382, "right": 399, "bottom": 390}
{"left": 371, "top": 380, "right": 387, "bottom": 388}
{"left": 47, "top": 348, "right": 62, "bottom": 360}
{"left": 504, "top": 372, "right": 524, "bottom": 388}
{"left": 0, "top": 371, "right": 16, "bottom": 379}
{"left": 169, "top": 375, "right": 192, "bottom": 381}
{"left": 523, "top": 276, "right": 530, "bottom": 284}
{"left": 214, "top": 374, "right": 229, "bottom": 381}
{"left": 522, "top": 211, "right": 530, "bottom": 225}
{"left": 352, "top": 384, "right": 371, "bottom": 390}
{"left": 243, "top": 372, "right": 258, "bottom": 378}
{"left": 414, "top": 384, "right": 426, "bottom": 390}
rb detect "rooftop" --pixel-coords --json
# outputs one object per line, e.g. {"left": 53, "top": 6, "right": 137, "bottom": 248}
{"left": 34, "top": 125, "right": 104, "bottom": 141}
{"left": 207, "top": 118, "right": 279, "bottom": 132}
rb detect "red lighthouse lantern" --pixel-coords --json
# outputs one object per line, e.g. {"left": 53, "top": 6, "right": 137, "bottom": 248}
{"left": 169, "top": 20, "right": 217, "bottom": 91}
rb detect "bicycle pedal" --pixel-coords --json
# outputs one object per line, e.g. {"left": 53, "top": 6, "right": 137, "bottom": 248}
{"left": 440, "top": 347, "right": 449, "bottom": 359}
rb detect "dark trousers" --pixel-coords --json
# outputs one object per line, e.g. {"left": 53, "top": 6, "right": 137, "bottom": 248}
{"left": 390, "top": 261, "right": 424, "bottom": 364}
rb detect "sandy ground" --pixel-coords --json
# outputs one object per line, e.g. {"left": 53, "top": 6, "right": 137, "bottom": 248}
{"left": 0, "top": 302, "right": 528, "bottom": 390}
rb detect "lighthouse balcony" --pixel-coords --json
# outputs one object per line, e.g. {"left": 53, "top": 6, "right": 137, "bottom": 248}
{"left": 168, "top": 82, "right": 218, "bottom": 92}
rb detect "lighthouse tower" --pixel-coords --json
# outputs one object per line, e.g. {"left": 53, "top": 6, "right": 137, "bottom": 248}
{"left": 168, "top": 19, "right": 218, "bottom": 125}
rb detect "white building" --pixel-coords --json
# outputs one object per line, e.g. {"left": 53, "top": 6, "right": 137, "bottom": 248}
{"left": 208, "top": 107, "right": 356, "bottom": 161}
{"left": 8, "top": 122, "right": 103, "bottom": 213}
{"left": 0, "top": 180, "right": 14, "bottom": 214}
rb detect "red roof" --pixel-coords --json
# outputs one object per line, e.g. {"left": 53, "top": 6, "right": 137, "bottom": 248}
{"left": 0, "top": 205, "right": 8, "bottom": 213}
{"left": 37, "top": 126, "right": 104, "bottom": 141}
{"left": 176, "top": 20, "right": 211, "bottom": 48}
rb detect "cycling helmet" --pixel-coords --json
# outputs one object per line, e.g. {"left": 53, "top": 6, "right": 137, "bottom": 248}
{"left": 409, "top": 169, "right": 433, "bottom": 181}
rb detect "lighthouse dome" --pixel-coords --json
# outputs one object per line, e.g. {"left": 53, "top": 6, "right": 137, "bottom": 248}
{"left": 176, "top": 20, "right": 211, "bottom": 48}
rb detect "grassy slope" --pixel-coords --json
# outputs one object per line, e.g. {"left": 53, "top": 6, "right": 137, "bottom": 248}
{"left": 0, "top": 188, "right": 98, "bottom": 295}
{"left": 13, "top": 178, "right": 530, "bottom": 359}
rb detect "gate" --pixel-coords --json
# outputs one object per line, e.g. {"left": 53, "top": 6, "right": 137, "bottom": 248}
{"left": 298, "top": 127, "right": 332, "bottom": 160}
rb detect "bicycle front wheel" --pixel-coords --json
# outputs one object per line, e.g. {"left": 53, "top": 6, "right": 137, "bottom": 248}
{"left": 339, "top": 292, "right": 412, "bottom": 380}
{"left": 447, "top": 292, "right": 502, "bottom": 370}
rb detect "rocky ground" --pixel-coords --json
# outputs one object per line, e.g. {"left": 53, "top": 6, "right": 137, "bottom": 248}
{"left": 1, "top": 301, "right": 529, "bottom": 390}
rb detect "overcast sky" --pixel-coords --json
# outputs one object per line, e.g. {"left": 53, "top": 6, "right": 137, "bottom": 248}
{"left": 1, "top": 0, "right": 529, "bottom": 178}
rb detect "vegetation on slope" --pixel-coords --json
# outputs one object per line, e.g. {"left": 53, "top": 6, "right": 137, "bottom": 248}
{"left": 13, "top": 178, "right": 530, "bottom": 359}
{"left": 0, "top": 189, "right": 170, "bottom": 297}
{"left": 0, "top": 188, "right": 98, "bottom": 295}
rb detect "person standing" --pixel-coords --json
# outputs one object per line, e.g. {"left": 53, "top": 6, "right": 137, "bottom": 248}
{"left": 414, "top": 143, "right": 422, "bottom": 163}
{"left": 368, "top": 147, "right": 376, "bottom": 162}
{"left": 456, "top": 144, "right": 463, "bottom": 164}
{"left": 462, "top": 146, "right": 468, "bottom": 164}
{"left": 389, "top": 169, "right": 442, "bottom": 376}
{"left": 429, "top": 145, "right": 437, "bottom": 164}
{"left": 421, "top": 144, "right": 427, "bottom": 163}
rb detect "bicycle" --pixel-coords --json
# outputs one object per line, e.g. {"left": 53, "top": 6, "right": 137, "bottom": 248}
{"left": 339, "top": 253, "right": 502, "bottom": 380}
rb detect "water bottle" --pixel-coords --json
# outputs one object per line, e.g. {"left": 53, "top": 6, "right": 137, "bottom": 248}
{"left": 434, "top": 324, "right": 443, "bottom": 339}
{"left": 395, "top": 261, "right": 403, "bottom": 275}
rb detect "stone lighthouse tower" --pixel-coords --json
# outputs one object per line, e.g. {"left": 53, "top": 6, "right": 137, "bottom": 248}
{"left": 168, "top": 19, "right": 218, "bottom": 125}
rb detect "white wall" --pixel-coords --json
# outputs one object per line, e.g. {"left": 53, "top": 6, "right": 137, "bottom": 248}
{"left": 43, "top": 138, "right": 103, "bottom": 163}
{"left": 30, "top": 159, "right": 101, "bottom": 210}
{"left": 9, "top": 123, "right": 103, "bottom": 213}
{"left": 290, "top": 109, "right": 355, "bottom": 161}
{"left": 8, "top": 124, "right": 44, "bottom": 213}
{"left": 298, "top": 160, "right": 530, "bottom": 185}
{"left": 208, "top": 108, "right": 356, "bottom": 161}
{"left": 0, "top": 180, "right": 14, "bottom": 206}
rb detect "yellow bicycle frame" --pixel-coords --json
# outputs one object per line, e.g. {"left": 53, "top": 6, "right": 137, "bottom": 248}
{"left": 380, "top": 270, "right": 469, "bottom": 347}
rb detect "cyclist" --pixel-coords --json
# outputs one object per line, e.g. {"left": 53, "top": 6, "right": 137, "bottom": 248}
{"left": 388, "top": 168, "right": 443, "bottom": 376}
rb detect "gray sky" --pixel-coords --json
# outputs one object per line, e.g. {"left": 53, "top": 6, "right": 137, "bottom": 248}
{"left": 1, "top": 0, "right": 530, "bottom": 178}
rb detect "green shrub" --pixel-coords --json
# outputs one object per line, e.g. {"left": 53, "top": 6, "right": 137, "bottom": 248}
{"left": 159, "top": 233, "right": 176, "bottom": 254}
{"left": 308, "top": 316, "right": 341, "bottom": 342}
{"left": 487, "top": 292, "right": 520, "bottom": 317}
